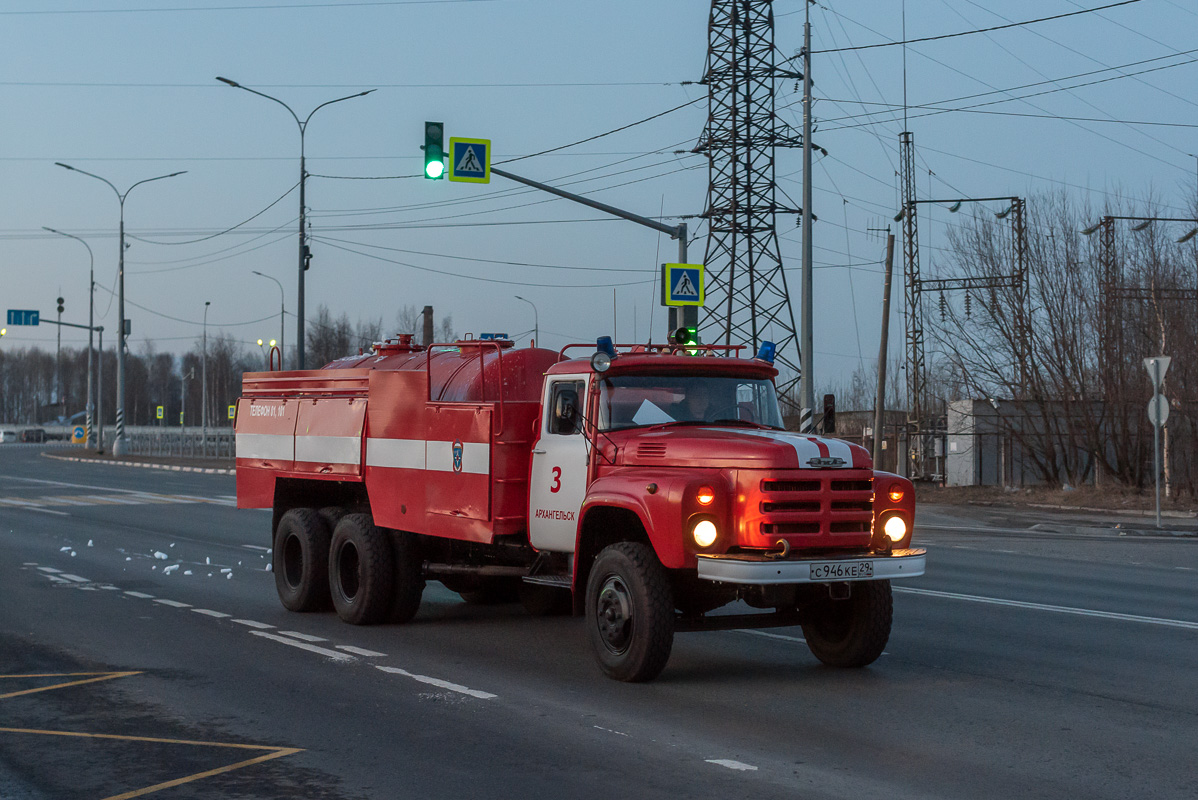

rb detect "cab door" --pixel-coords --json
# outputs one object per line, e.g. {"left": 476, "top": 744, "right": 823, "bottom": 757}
{"left": 528, "top": 378, "right": 589, "bottom": 552}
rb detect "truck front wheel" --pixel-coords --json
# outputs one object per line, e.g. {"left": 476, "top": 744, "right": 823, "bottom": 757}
{"left": 273, "top": 508, "right": 331, "bottom": 612}
{"left": 329, "top": 514, "right": 394, "bottom": 625}
{"left": 801, "top": 580, "right": 893, "bottom": 667}
{"left": 585, "top": 542, "right": 674, "bottom": 682}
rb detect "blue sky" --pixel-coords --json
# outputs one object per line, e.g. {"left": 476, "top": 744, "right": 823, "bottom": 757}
{"left": 1, "top": 0, "right": 1195, "bottom": 393}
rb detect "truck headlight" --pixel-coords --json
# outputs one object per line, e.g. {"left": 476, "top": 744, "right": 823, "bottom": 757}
{"left": 692, "top": 519, "right": 718, "bottom": 548}
{"left": 883, "top": 515, "right": 907, "bottom": 542}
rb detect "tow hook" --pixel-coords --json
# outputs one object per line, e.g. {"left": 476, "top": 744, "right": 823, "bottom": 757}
{"left": 766, "top": 539, "right": 790, "bottom": 560}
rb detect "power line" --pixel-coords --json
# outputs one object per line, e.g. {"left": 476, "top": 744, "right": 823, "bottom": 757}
{"left": 0, "top": 1, "right": 498, "bottom": 16}
{"left": 805, "top": 0, "right": 1141, "bottom": 54}
{"left": 127, "top": 181, "right": 298, "bottom": 245}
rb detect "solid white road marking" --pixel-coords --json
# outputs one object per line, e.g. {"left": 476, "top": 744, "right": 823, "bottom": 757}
{"left": 192, "top": 609, "right": 231, "bottom": 618}
{"left": 28, "top": 507, "right": 70, "bottom": 516}
{"left": 336, "top": 645, "right": 386, "bottom": 657}
{"left": 153, "top": 599, "right": 192, "bottom": 608}
{"left": 250, "top": 631, "right": 356, "bottom": 662}
{"left": 124, "top": 591, "right": 154, "bottom": 599}
{"left": 738, "top": 629, "right": 806, "bottom": 644}
{"left": 242, "top": 544, "right": 271, "bottom": 552}
{"left": 705, "top": 759, "right": 758, "bottom": 771}
{"left": 376, "top": 666, "right": 497, "bottom": 700}
{"left": 279, "top": 631, "right": 327, "bottom": 642}
{"left": 895, "top": 586, "right": 1198, "bottom": 631}
{"left": 233, "top": 619, "right": 275, "bottom": 629}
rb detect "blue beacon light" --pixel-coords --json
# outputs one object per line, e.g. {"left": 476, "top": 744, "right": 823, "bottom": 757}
{"left": 756, "top": 341, "right": 777, "bottom": 363}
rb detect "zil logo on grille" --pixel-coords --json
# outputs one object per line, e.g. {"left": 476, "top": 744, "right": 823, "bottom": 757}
{"left": 807, "top": 456, "right": 846, "bottom": 468}
{"left": 452, "top": 440, "right": 464, "bottom": 472}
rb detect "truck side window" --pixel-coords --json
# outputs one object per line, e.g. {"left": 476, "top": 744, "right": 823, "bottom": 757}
{"left": 548, "top": 381, "right": 584, "bottom": 435}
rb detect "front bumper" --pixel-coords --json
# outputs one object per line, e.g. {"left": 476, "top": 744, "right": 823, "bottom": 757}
{"left": 696, "top": 548, "right": 926, "bottom": 585}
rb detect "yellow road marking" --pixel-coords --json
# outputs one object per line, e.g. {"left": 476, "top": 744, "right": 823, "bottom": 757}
{"left": 0, "top": 671, "right": 141, "bottom": 700}
{"left": 0, "top": 671, "right": 303, "bottom": 797}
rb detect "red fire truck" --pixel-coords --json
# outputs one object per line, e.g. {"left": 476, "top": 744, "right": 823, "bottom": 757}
{"left": 235, "top": 334, "right": 925, "bottom": 682}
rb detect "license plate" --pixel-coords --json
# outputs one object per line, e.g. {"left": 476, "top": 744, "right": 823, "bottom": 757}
{"left": 809, "top": 560, "right": 874, "bottom": 581}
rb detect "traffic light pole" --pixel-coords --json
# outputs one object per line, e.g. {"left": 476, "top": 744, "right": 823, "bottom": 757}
{"left": 489, "top": 166, "right": 693, "bottom": 337}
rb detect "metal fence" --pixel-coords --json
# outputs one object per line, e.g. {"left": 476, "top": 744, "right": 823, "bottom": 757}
{"left": 125, "top": 429, "right": 235, "bottom": 459}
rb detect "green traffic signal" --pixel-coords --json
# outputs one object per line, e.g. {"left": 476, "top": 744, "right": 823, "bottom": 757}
{"left": 670, "top": 326, "right": 700, "bottom": 353}
{"left": 424, "top": 121, "right": 445, "bottom": 180}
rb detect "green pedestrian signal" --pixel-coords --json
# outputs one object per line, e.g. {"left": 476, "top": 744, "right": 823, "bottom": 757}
{"left": 423, "top": 121, "right": 445, "bottom": 180}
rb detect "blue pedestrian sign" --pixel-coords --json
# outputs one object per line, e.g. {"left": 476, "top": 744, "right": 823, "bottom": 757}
{"left": 6, "top": 309, "right": 39, "bottom": 326}
{"left": 660, "top": 263, "right": 705, "bottom": 307}
{"left": 448, "top": 137, "right": 490, "bottom": 183}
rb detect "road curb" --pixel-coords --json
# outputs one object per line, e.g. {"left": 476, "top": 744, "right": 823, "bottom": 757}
{"left": 41, "top": 451, "right": 234, "bottom": 476}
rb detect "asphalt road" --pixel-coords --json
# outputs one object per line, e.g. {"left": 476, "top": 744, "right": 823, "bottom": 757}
{"left": 1, "top": 447, "right": 1195, "bottom": 799}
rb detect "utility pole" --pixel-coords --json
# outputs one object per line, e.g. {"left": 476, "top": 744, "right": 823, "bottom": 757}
{"left": 800, "top": 5, "right": 815, "bottom": 432}
{"left": 55, "top": 295, "right": 64, "bottom": 421}
{"left": 873, "top": 232, "right": 896, "bottom": 467}
{"left": 202, "top": 301, "right": 210, "bottom": 455}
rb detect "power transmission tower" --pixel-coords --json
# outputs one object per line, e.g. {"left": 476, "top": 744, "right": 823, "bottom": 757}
{"left": 695, "top": 0, "right": 805, "bottom": 415}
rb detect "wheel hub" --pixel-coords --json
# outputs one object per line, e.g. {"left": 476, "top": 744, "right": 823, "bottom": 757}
{"left": 595, "top": 575, "right": 633, "bottom": 655}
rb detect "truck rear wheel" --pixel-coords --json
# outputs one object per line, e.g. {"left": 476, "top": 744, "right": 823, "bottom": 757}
{"left": 388, "top": 531, "right": 425, "bottom": 624}
{"left": 585, "top": 542, "right": 674, "bottom": 682}
{"left": 801, "top": 580, "right": 893, "bottom": 667}
{"left": 273, "top": 508, "right": 331, "bottom": 612}
{"left": 329, "top": 514, "right": 394, "bottom": 625}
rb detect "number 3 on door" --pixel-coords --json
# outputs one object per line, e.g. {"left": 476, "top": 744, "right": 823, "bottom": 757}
{"left": 550, "top": 466, "right": 562, "bottom": 493}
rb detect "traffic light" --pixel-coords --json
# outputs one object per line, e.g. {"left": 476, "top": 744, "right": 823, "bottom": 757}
{"left": 822, "top": 393, "right": 836, "bottom": 434}
{"left": 423, "top": 121, "right": 445, "bottom": 180}
{"left": 57, "top": 296, "right": 64, "bottom": 314}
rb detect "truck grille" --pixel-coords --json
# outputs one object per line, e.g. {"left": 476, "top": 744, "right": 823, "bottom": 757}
{"left": 755, "top": 472, "right": 874, "bottom": 545}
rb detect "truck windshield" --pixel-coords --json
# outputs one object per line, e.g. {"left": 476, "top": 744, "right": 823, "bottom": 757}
{"left": 597, "top": 374, "right": 784, "bottom": 431}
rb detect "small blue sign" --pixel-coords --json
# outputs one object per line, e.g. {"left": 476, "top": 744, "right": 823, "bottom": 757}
{"left": 6, "top": 309, "right": 39, "bottom": 326}
{"left": 479, "top": 333, "right": 509, "bottom": 340}
{"left": 448, "top": 137, "right": 490, "bottom": 183}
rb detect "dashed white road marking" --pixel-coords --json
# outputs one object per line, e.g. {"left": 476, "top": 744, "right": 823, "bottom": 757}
{"left": 37, "top": 567, "right": 63, "bottom": 574}
{"left": 124, "top": 591, "right": 154, "bottom": 599}
{"left": 706, "top": 759, "right": 758, "bottom": 771}
{"left": 29, "top": 507, "right": 70, "bottom": 516}
{"left": 154, "top": 599, "right": 192, "bottom": 608}
{"left": 46, "top": 575, "right": 71, "bottom": 584}
{"left": 279, "top": 631, "right": 327, "bottom": 642}
{"left": 738, "top": 629, "right": 806, "bottom": 644}
{"left": 593, "top": 726, "right": 629, "bottom": 737}
{"left": 59, "top": 574, "right": 90, "bottom": 583}
{"left": 895, "top": 586, "right": 1198, "bottom": 631}
{"left": 336, "top": 645, "right": 386, "bottom": 657}
{"left": 22, "top": 562, "right": 38, "bottom": 566}
{"left": 192, "top": 609, "right": 231, "bottom": 618}
{"left": 250, "top": 631, "right": 356, "bottom": 662}
{"left": 376, "top": 665, "right": 497, "bottom": 700}
{"left": 233, "top": 619, "right": 275, "bottom": 630}
{"left": 242, "top": 544, "right": 271, "bottom": 552}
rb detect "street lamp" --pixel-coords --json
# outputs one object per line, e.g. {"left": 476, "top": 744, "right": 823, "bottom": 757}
{"left": 216, "top": 76, "right": 375, "bottom": 370}
{"left": 514, "top": 295, "right": 539, "bottom": 347}
{"left": 44, "top": 227, "right": 97, "bottom": 450}
{"left": 202, "top": 301, "right": 211, "bottom": 455}
{"left": 56, "top": 162, "right": 186, "bottom": 456}
{"left": 252, "top": 270, "right": 285, "bottom": 366}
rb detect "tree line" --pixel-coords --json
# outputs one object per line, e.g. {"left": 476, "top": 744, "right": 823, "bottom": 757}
{"left": 0, "top": 304, "right": 454, "bottom": 426}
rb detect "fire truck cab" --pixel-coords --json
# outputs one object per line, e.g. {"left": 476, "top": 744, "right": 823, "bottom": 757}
{"left": 235, "top": 334, "right": 925, "bottom": 682}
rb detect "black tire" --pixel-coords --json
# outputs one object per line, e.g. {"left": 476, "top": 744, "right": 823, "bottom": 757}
{"left": 388, "top": 531, "right": 425, "bottom": 624}
{"left": 329, "top": 514, "right": 394, "bottom": 625}
{"left": 801, "top": 580, "right": 893, "bottom": 667}
{"left": 585, "top": 542, "right": 674, "bottom": 682}
{"left": 273, "top": 508, "right": 332, "bottom": 612}
{"left": 519, "top": 582, "right": 572, "bottom": 617}
{"left": 318, "top": 505, "right": 348, "bottom": 532}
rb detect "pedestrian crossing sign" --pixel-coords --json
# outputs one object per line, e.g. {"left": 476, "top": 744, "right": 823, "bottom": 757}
{"left": 661, "top": 263, "right": 705, "bottom": 307}
{"left": 156, "top": 405, "right": 164, "bottom": 420}
{"left": 448, "top": 137, "right": 490, "bottom": 183}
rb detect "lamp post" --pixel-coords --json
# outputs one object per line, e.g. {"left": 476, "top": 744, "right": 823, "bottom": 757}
{"left": 514, "top": 295, "right": 539, "bottom": 347}
{"left": 56, "top": 163, "right": 186, "bottom": 456}
{"left": 44, "top": 227, "right": 96, "bottom": 449}
{"left": 216, "top": 77, "right": 374, "bottom": 370}
{"left": 202, "top": 301, "right": 210, "bottom": 455}
{"left": 252, "top": 270, "right": 285, "bottom": 367}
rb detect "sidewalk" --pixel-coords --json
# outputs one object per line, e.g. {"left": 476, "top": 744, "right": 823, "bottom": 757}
{"left": 43, "top": 448, "right": 234, "bottom": 476}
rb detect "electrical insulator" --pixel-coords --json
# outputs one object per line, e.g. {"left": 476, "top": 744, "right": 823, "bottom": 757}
{"left": 939, "top": 292, "right": 947, "bottom": 321}
{"left": 965, "top": 293, "right": 972, "bottom": 318}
